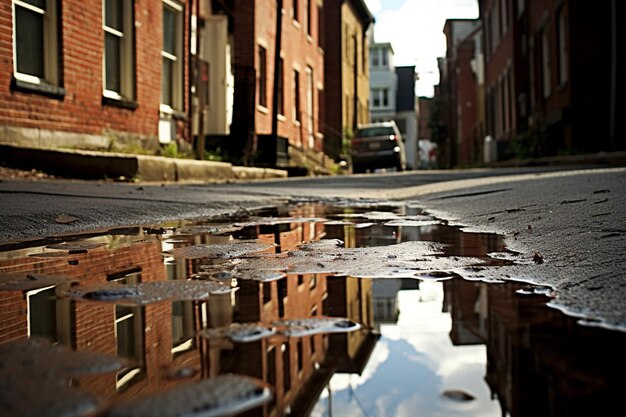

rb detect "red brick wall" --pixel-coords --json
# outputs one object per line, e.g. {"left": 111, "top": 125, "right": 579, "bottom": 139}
{"left": 252, "top": 0, "right": 325, "bottom": 152}
{"left": 457, "top": 43, "right": 478, "bottom": 165}
{"left": 0, "top": 0, "right": 191, "bottom": 144}
{"left": 0, "top": 240, "right": 203, "bottom": 401}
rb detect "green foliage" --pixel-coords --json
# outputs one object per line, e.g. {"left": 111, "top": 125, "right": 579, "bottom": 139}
{"left": 512, "top": 129, "right": 546, "bottom": 159}
{"left": 159, "top": 142, "right": 193, "bottom": 159}
{"left": 204, "top": 150, "right": 223, "bottom": 162}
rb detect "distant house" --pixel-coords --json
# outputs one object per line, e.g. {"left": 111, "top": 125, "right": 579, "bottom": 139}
{"left": 369, "top": 42, "right": 418, "bottom": 169}
{"left": 370, "top": 42, "right": 398, "bottom": 124}
{"left": 395, "top": 66, "right": 418, "bottom": 170}
{"left": 231, "top": 0, "right": 326, "bottom": 172}
{"left": 322, "top": 0, "right": 374, "bottom": 162}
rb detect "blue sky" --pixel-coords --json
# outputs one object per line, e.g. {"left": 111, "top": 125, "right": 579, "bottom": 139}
{"left": 364, "top": 0, "right": 479, "bottom": 97}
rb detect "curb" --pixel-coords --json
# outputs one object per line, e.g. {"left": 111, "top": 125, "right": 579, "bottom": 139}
{"left": 0, "top": 143, "right": 288, "bottom": 182}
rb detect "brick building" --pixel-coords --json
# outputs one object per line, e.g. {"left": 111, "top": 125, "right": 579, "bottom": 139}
{"left": 435, "top": 0, "right": 625, "bottom": 166}
{"left": 480, "top": 0, "right": 625, "bottom": 160}
{"left": 230, "top": 0, "right": 327, "bottom": 173}
{"left": 322, "top": 0, "right": 373, "bottom": 161}
{"left": 438, "top": 19, "right": 481, "bottom": 167}
{"left": 0, "top": 0, "right": 196, "bottom": 153}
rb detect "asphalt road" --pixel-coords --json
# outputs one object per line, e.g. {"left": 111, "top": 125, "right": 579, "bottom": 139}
{"left": 1, "top": 166, "right": 625, "bottom": 330}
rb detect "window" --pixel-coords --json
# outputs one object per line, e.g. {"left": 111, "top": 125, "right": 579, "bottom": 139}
{"left": 103, "top": 0, "right": 135, "bottom": 100}
{"left": 108, "top": 269, "right": 145, "bottom": 391}
{"left": 293, "top": 69, "right": 301, "bottom": 122}
{"left": 381, "top": 49, "right": 387, "bottom": 66}
{"left": 306, "top": 0, "right": 312, "bottom": 36}
{"left": 292, "top": 0, "right": 299, "bottom": 22}
{"left": 372, "top": 50, "right": 379, "bottom": 66}
{"left": 556, "top": 8, "right": 568, "bottom": 85}
{"left": 306, "top": 66, "right": 314, "bottom": 148}
{"left": 258, "top": 45, "right": 267, "bottom": 107}
{"left": 382, "top": 88, "right": 389, "bottom": 107}
{"left": 283, "top": 343, "right": 291, "bottom": 391}
{"left": 27, "top": 285, "right": 73, "bottom": 346}
{"left": 500, "top": 0, "right": 508, "bottom": 35}
{"left": 317, "top": 88, "right": 324, "bottom": 134}
{"left": 372, "top": 89, "right": 380, "bottom": 107}
{"left": 13, "top": 0, "right": 59, "bottom": 86}
{"left": 162, "top": 0, "right": 183, "bottom": 111}
{"left": 277, "top": 58, "right": 284, "bottom": 115}
{"left": 317, "top": 4, "right": 324, "bottom": 49}
{"left": 541, "top": 28, "right": 551, "bottom": 98}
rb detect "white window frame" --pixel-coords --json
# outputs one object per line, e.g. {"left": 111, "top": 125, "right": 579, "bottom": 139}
{"left": 103, "top": 0, "right": 135, "bottom": 100}
{"left": 161, "top": 0, "right": 184, "bottom": 113}
{"left": 12, "top": 0, "right": 59, "bottom": 85}
{"left": 372, "top": 88, "right": 381, "bottom": 108}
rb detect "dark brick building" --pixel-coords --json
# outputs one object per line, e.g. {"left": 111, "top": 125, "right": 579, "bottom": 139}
{"left": 480, "top": 0, "right": 625, "bottom": 159}
{"left": 436, "top": 0, "right": 624, "bottom": 166}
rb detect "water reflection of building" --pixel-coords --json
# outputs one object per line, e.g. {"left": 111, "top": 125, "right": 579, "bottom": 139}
{"left": 0, "top": 211, "right": 381, "bottom": 416}
{"left": 444, "top": 278, "right": 623, "bottom": 416}
{"left": 0, "top": 232, "right": 199, "bottom": 398}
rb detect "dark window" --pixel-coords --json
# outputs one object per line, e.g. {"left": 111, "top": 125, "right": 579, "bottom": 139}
{"left": 259, "top": 45, "right": 267, "bottom": 107}
{"left": 306, "top": 0, "right": 312, "bottom": 36}
{"left": 317, "top": 4, "right": 324, "bottom": 49}
{"left": 294, "top": 69, "right": 301, "bottom": 122}
{"left": 283, "top": 343, "right": 291, "bottom": 391}
{"left": 293, "top": 0, "right": 299, "bottom": 21}
{"left": 278, "top": 58, "right": 284, "bottom": 115}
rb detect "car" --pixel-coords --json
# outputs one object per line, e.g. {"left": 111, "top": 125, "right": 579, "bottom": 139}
{"left": 350, "top": 121, "right": 407, "bottom": 173}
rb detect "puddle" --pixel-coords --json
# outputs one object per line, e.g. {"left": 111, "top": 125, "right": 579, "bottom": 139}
{"left": 0, "top": 203, "right": 622, "bottom": 416}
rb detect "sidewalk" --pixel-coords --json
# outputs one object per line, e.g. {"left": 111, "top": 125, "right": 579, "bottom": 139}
{"left": 0, "top": 143, "right": 288, "bottom": 183}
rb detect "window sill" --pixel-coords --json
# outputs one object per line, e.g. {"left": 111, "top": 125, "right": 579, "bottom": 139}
{"left": 307, "top": 35, "right": 313, "bottom": 44}
{"left": 257, "top": 105, "right": 269, "bottom": 114}
{"left": 277, "top": 114, "right": 286, "bottom": 122}
{"left": 160, "top": 105, "right": 187, "bottom": 120}
{"left": 292, "top": 20, "right": 300, "bottom": 29}
{"left": 103, "top": 95, "right": 138, "bottom": 110}
{"left": 11, "top": 77, "right": 65, "bottom": 99}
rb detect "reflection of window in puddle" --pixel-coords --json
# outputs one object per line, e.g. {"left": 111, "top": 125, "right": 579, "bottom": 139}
{"left": 267, "top": 346, "right": 277, "bottom": 411}
{"left": 167, "top": 258, "right": 196, "bottom": 357}
{"left": 27, "top": 284, "right": 74, "bottom": 346}
{"left": 108, "top": 269, "right": 145, "bottom": 391}
{"left": 282, "top": 342, "right": 291, "bottom": 392}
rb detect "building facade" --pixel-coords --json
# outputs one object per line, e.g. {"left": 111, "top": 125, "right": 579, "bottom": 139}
{"left": 480, "top": 0, "right": 624, "bottom": 160}
{"left": 435, "top": 0, "right": 624, "bottom": 166}
{"left": 369, "top": 42, "right": 397, "bottom": 123}
{"left": 322, "top": 0, "right": 373, "bottom": 161}
{"left": 394, "top": 65, "right": 418, "bottom": 169}
{"left": 1, "top": 0, "right": 197, "bottom": 153}
{"left": 232, "top": 0, "right": 327, "bottom": 172}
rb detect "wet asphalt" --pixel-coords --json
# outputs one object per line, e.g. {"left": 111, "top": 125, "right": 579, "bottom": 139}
{"left": 0, "top": 165, "right": 624, "bottom": 329}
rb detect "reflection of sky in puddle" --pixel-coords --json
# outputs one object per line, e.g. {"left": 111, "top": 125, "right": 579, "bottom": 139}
{"left": 1, "top": 202, "right": 622, "bottom": 417}
{"left": 312, "top": 281, "right": 500, "bottom": 417}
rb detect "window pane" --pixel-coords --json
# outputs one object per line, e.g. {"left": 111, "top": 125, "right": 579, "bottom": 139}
{"left": 15, "top": 6, "right": 44, "bottom": 78}
{"left": 259, "top": 46, "right": 267, "bottom": 107}
{"left": 162, "top": 58, "right": 173, "bottom": 105}
{"left": 163, "top": 6, "right": 176, "bottom": 56}
{"left": 28, "top": 288, "right": 57, "bottom": 342}
{"left": 105, "top": 33, "right": 121, "bottom": 92}
{"left": 105, "top": 0, "right": 123, "bottom": 31}
{"left": 23, "top": 0, "right": 45, "bottom": 9}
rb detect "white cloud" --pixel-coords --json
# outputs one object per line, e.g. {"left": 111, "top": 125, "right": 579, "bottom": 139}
{"left": 364, "top": 0, "right": 382, "bottom": 14}
{"left": 369, "top": 0, "right": 479, "bottom": 97}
